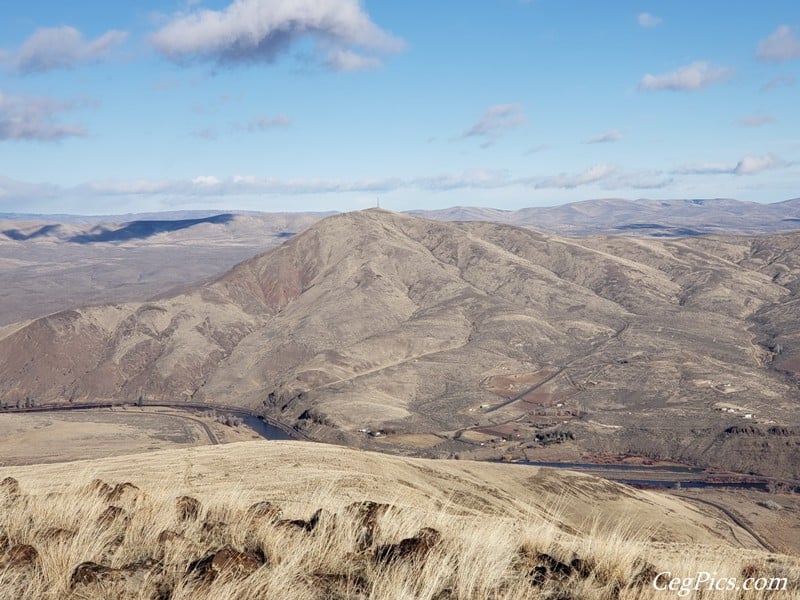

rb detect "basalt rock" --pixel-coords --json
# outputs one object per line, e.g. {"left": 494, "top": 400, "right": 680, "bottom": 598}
{"left": 373, "top": 527, "right": 441, "bottom": 564}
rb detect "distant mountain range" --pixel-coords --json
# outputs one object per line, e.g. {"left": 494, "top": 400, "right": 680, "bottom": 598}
{"left": 3, "top": 197, "right": 800, "bottom": 239}
{"left": 409, "top": 197, "right": 800, "bottom": 236}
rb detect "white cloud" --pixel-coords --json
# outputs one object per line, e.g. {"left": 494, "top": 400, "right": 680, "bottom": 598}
{"left": 3, "top": 26, "right": 127, "bottom": 74}
{"left": 674, "top": 162, "right": 736, "bottom": 175}
{"left": 737, "top": 114, "right": 776, "bottom": 128}
{"left": 0, "top": 90, "right": 87, "bottom": 141}
{"left": 638, "top": 61, "right": 731, "bottom": 92}
{"left": 192, "top": 175, "right": 222, "bottom": 186}
{"left": 637, "top": 13, "right": 662, "bottom": 28}
{"left": 150, "top": 0, "right": 404, "bottom": 71}
{"left": 535, "top": 164, "right": 615, "bottom": 189}
{"left": 460, "top": 104, "right": 527, "bottom": 147}
{"left": 756, "top": 25, "right": 800, "bottom": 62}
{"left": 733, "top": 154, "right": 786, "bottom": 175}
{"left": 587, "top": 130, "right": 622, "bottom": 144}
{"left": 675, "top": 153, "right": 788, "bottom": 176}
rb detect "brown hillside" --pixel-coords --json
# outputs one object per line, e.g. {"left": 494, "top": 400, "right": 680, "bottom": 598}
{"left": 1, "top": 209, "right": 800, "bottom": 478}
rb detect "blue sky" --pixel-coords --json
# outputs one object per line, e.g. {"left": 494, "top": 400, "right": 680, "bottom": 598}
{"left": 0, "top": 0, "right": 798, "bottom": 214}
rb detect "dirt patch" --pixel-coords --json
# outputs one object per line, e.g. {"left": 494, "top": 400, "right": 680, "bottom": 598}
{"left": 482, "top": 371, "right": 555, "bottom": 399}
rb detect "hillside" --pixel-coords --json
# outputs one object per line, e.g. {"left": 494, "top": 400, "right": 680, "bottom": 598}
{"left": 1, "top": 441, "right": 796, "bottom": 599}
{"left": 1, "top": 209, "right": 800, "bottom": 478}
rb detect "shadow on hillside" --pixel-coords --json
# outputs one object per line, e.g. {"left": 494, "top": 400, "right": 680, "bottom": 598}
{"left": 68, "top": 214, "right": 236, "bottom": 243}
{"left": 2, "top": 224, "right": 62, "bottom": 241}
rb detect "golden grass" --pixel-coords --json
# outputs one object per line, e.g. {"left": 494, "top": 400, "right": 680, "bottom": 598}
{"left": 1, "top": 442, "right": 799, "bottom": 598}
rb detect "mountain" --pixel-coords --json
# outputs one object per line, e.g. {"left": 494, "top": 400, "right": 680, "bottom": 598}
{"left": 410, "top": 197, "right": 800, "bottom": 236}
{"left": 1, "top": 209, "right": 800, "bottom": 478}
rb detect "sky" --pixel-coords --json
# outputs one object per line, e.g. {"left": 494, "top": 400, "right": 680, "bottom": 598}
{"left": 0, "top": 0, "right": 799, "bottom": 215}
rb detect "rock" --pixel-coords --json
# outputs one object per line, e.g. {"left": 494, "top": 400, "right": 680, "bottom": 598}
{"left": 629, "top": 560, "right": 659, "bottom": 588}
{"left": 107, "top": 482, "right": 139, "bottom": 503}
{"left": 186, "top": 545, "right": 265, "bottom": 582}
{"left": 278, "top": 508, "right": 328, "bottom": 532}
{"left": 89, "top": 479, "right": 112, "bottom": 497}
{"left": 70, "top": 562, "right": 117, "bottom": 587}
{"left": 528, "top": 553, "right": 573, "bottom": 586}
{"left": 70, "top": 558, "right": 160, "bottom": 589}
{"left": 0, "top": 477, "right": 20, "bottom": 496}
{"left": 373, "top": 527, "right": 441, "bottom": 564}
{"left": 4, "top": 544, "right": 39, "bottom": 569}
{"left": 346, "top": 501, "right": 391, "bottom": 550}
{"left": 97, "top": 506, "right": 125, "bottom": 528}
{"left": 36, "top": 527, "right": 77, "bottom": 543}
{"left": 246, "top": 501, "right": 282, "bottom": 521}
{"left": 157, "top": 530, "right": 184, "bottom": 544}
{"left": 176, "top": 496, "right": 201, "bottom": 521}
{"left": 570, "top": 556, "right": 595, "bottom": 578}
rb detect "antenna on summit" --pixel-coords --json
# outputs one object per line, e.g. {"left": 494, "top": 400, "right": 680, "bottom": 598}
{"left": 376, "top": 197, "right": 380, "bottom": 208}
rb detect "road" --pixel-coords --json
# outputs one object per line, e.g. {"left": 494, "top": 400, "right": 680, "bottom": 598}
{"left": 676, "top": 493, "right": 778, "bottom": 553}
{"left": 485, "top": 320, "right": 630, "bottom": 414}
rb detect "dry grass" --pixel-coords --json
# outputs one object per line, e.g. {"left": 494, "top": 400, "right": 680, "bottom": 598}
{"left": 1, "top": 469, "right": 799, "bottom": 600}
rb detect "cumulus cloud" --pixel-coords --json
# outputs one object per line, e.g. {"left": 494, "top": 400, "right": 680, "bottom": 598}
{"left": 637, "top": 13, "right": 662, "bottom": 28}
{"left": 756, "top": 25, "right": 800, "bottom": 62}
{"left": 460, "top": 104, "right": 527, "bottom": 147}
{"left": 0, "top": 91, "right": 87, "bottom": 141}
{"left": 587, "top": 130, "right": 622, "bottom": 144}
{"left": 3, "top": 26, "right": 127, "bottom": 74}
{"left": 535, "top": 164, "right": 615, "bottom": 189}
{"left": 638, "top": 61, "right": 731, "bottom": 92}
{"left": 737, "top": 114, "right": 776, "bottom": 128}
{"left": 675, "top": 153, "right": 787, "bottom": 176}
{"left": 150, "top": 0, "right": 404, "bottom": 71}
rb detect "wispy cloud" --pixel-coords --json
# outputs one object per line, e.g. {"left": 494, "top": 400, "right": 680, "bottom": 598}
{"left": 756, "top": 25, "right": 800, "bottom": 62}
{"left": 638, "top": 61, "right": 731, "bottom": 92}
{"left": 460, "top": 104, "right": 527, "bottom": 148}
{"left": 762, "top": 74, "right": 796, "bottom": 91}
{"left": 1, "top": 26, "right": 127, "bottom": 74}
{"left": 737, "top": 114, "right": 776, "bottom": 128}
{"left": 675, "top": 153, "right": 788, "bottom": 176}
{"left": 525, "top": 144, "right": 550, "bottom": 155}
{"left": 245, "top": 114, "right": 291, "bottom": 132}
{"left": 733, "top": 153, "right": 786, "bottom": 175}
{"left": 193, "top": 114, "right": 291, "bottom": 139}
{"left": 586, "top": 130, "right": 622, "bottom": 144}
{"left": 150, "top": 0, "right": 404, "bottom": 71}
{"left": 413, "top": 169, "right": 512, "bottom": 191}
{"left": 637, "top": 13, "right": 662, "bottom": 28}
{"left": 0, "top": 91, "right": 88, "bottom": 141}
{"left": 535, "top": 164, "right": 615, "bottom": 189}
{"left": 674, "top": 162, "right": 735, "bottom": 175}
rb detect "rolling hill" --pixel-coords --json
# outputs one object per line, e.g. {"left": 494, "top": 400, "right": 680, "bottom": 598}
{"left": 1, "top": 209, "right": 800, "bottom": 479}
